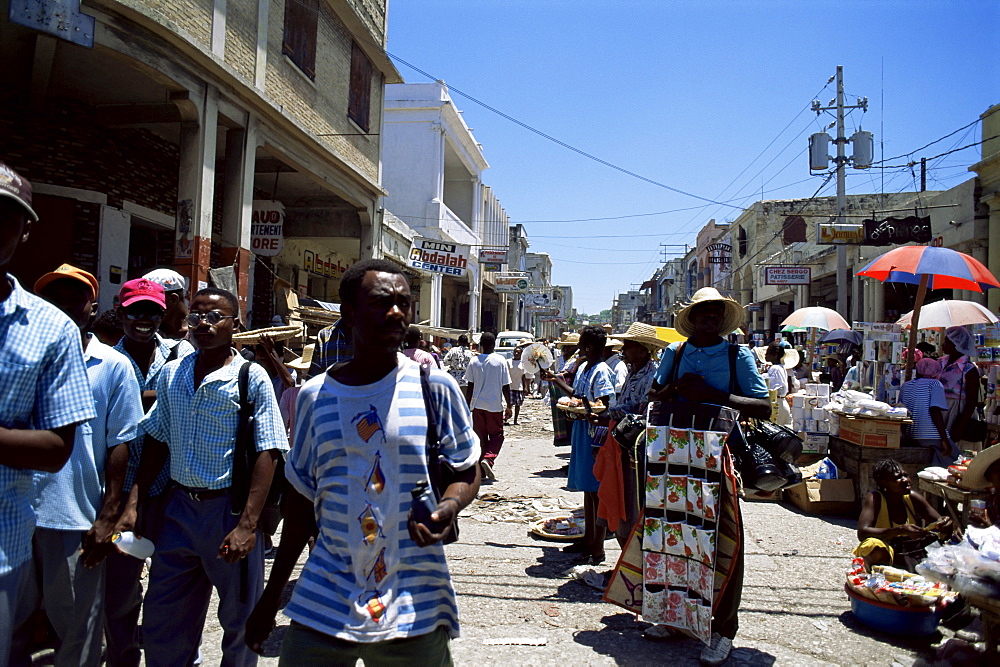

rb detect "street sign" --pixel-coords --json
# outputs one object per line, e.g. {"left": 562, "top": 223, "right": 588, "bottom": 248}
{"left": 479, "top": 248, "right": 508, "bottom": 263}
{"left": 495, "top": 274, "right": 530, "bottom": 292}
{"left": 251, "top": 201, "right": 285, "bottom": 256}
{"left": 482, "top": 262, "right": 502, "bottom": 272}
{"left": 862, "top": 216, "right": 931, "bottom": 246}
{"left": 817, "top": 224, "right": 865, "bottom": 245}
{"left": 407, "top": 237, "right": 470, "bottom": 277}
{"left": 764, "top": 266, "right": 811, "bottom": 285}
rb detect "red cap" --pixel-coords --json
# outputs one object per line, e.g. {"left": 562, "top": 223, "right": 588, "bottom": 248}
{"left": 119, "top": 278, "right": 166, "bottom": 309}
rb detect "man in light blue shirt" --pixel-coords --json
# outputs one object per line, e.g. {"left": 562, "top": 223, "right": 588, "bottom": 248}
{"left": 118, "top": 287, "right": 288, "bottom": 666}
{"left": 11, "top": 265, "right": 143, "bottom": 666}
{"left": 0, "top": 163, "right": 96, "bottom": 664}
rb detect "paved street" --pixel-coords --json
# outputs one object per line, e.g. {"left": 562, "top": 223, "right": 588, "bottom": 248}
{"left": 198, "top": 397, "right": 947, "bottom": 666}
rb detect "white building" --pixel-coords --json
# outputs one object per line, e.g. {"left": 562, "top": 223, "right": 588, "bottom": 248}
{"left": 381, "top": 82, "right": 489, "bottom": 330}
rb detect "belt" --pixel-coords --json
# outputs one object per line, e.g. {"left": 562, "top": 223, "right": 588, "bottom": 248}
{"left": 174, "top": 484, "right": 230, "bottom": 502}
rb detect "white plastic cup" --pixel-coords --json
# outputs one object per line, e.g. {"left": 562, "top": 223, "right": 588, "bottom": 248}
{"left": 112, "top": 531, "right": 155, "bottom": 560}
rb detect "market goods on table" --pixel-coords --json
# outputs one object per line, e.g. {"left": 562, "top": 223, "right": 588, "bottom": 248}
{"left": 529, "top": 510, "right": 585, "bottom": 541}
{"left": 555, "top": 396, "right": 606, "bottom": 414}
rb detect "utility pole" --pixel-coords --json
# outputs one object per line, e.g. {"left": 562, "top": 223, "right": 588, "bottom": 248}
{"left": 810, "top": 66, "right": 869, "bottom": 318}
{"left": 835, "top": 66, "right": 848, "bottom": 319}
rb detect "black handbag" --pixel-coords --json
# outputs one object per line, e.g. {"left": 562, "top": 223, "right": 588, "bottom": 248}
{"left": 612, "top": 413, "right": 646, "bottom": 451}
{"left": 418, "top": 365, "right": 459, "bottom": 545}
{"left": 962, "top": 407, "right": 988, "bottom": 442}
{"left": 744, "top": 419, "right": 804, "bottom": 464}
{"left": 726, "top": 425, "right": 789, "bottom": 492}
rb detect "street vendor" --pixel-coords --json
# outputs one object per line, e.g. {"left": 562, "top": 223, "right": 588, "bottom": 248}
{"left": 854, "top": 459, "right": 952, "bottom": 571}
{"left": 645, "top": 288, "right": 770, "bottom": 665}
{"left": 938, "top": 326, "right": 981, "bottom": 449}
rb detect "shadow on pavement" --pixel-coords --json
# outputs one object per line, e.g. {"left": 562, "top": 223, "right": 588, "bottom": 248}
{"left": 524, "top": 546, "right": 589, "bottom": 580}
{"left": 836, "top": 610, "right": 941, "bottom": 652}
{"left": 530, "top": 466, "right": 569, "bottom": 479}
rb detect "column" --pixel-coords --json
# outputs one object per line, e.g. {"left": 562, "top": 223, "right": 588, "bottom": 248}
{"left": 986, "top": 194, "right": 1000, "bottom": 313}
{"left": 174, "top": 84, "right": 218, "bottom": 292}
{"left": 218, "top": 120, "right": 259, "bottom": 319}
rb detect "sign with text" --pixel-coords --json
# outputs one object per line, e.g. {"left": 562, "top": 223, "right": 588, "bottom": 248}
{"left": 863, "top": 216, "right": 931, "bottom": 246}
{"left": 303, "top": 250, "right": 349, "bottom": 278}
{"left": 251, "top": 200, "right": 285, "bottom": 256}
{"left": 407, "top": 237, "right": 470, "bottom": 277}
{"left": 479, "top": 248, "right": 508, "bottom": 264}
{"left": 764, "top": 266, "right": 811, "bottom": 285}
{"left": 495, "top": 274, "right": 530, "bottom": 293}
{"left": 482, "top": 262, "right": 502, "bottom": 272}
{"left": 817, "top": 224, "right": 865, "bottom": 245}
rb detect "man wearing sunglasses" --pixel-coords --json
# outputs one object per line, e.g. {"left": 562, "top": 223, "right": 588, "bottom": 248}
{"left": 103, "top": 278, "right": 194, "bottom": 666}
{"left": 117, "top": 287, "right": 287, "bottom": 666}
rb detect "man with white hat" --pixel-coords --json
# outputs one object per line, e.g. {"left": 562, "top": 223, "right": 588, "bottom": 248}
{"left": 648, "top": 288, "right": 770, "bottom": 664}
{"left": 142, "top": 268, "right": 190, "bottom": 340}
{"left": 0, "top": 162, "right": 95, "bottom": 663}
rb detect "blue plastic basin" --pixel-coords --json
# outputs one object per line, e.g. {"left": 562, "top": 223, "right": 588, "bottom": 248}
{"left": 845, "top": 584, "right": 941, "bottom": 637}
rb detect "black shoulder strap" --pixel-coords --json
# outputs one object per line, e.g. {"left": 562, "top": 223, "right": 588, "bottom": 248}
{"left": 165, "top": 340, "right": 182, "bottom": 363}
{"left": 238, "top": 361, "right": 252, "bottom": 413}
{"left": 231, "top": 361, "right": 256, "bottom": 515}
{"left": 667, "top": 342, "right": 687, "bottom": 384}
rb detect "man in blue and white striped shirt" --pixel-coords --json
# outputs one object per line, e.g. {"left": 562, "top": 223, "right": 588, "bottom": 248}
{"left": 246, "top": 259, "right": 481, "bottom": 664}
{"left": 0, "top": 162, "right": 96, "bottom": 664}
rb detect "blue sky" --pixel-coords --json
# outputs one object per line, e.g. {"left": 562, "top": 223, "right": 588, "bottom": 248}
{"left": 385, "top": 0, "right": 999, "bottom": 314}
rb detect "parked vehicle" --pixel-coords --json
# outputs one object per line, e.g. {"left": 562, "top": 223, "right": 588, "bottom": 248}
{"left": 495, "top": 330, "right": 535, "bottom": 359}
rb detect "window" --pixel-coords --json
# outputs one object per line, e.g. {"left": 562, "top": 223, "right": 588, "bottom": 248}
{"left": 738, "top": 227, "right": 748, "bottom": 257}
{"left": 783, "top": 215, "right": 806, "bottom": 243}
{"left": 283, "top": 0, "right": 318, "bottom": 80}
{"left": 348, "top": 41, "right": 373, "bottom": 131}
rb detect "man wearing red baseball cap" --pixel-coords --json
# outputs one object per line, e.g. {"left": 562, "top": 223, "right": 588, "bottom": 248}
{"left": 11, "top": 265, "right": 142, "bottom": 666}
{"left": 0, "top": 162, "right": 95, "bottom": 664}
{"left": 102, "top": 277, "right": 194, "bottom": 665}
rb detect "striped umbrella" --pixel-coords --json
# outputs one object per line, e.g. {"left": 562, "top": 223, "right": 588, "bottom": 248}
{"left": 856, "top": 245, "right": 1000, "bottom": 292}
{"left": 856, "top": 245, "right": 1000, "bottom": 377}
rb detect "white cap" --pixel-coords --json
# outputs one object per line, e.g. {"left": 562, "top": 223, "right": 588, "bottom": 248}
{"left": 142, "top": 268, "right": 188, "bottom": 293}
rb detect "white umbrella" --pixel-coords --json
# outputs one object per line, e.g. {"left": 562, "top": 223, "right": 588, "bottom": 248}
{"left": 520, "top": 342, "right": 554, "bottom": 375}
{"left": 780, "top": 306, "right": 850, "bottom": 332}
{"left": 896, "top": 300, "right": 998, "bottom": 329}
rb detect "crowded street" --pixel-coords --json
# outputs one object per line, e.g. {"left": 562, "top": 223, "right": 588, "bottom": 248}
{"left": 191, "top": 397, "right": 949, "bottom": 666}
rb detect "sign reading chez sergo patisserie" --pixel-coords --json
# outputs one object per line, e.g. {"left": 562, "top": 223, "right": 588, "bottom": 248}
{"left": 408, "top": 237, "right": 470, "bottom": 277}
{"left": 764, "top": 266, "right": 811, "bottom": 285}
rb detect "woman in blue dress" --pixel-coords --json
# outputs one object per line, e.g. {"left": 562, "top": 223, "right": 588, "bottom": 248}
{"left": 544, "top": 325, "right": 615, "bottom": 564}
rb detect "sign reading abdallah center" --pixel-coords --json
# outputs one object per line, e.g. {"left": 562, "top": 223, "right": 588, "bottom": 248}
{"left": 408, "top": 237, "right": 470, "bottom": 277}
{"left": 251, "top": 200, "right": 285, "bottom": 256}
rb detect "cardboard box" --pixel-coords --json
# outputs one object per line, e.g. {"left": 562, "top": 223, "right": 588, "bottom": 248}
{"left": 784, "top": 479, "right": 856, "bottom": 514}
{"left": 798, "top": 432, "right": 830, "bottom": 454}
{"left": 837, "top": 415, "right": 904, "bottom": 448}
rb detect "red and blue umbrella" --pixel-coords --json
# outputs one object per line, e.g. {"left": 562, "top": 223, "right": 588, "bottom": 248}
{"left": 856, "top": 245, "right": 1000, "bottom": 292}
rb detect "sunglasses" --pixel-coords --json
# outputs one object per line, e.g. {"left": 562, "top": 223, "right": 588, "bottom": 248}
{"left": 185, "top": 311, "right": 234, "bottom": 326}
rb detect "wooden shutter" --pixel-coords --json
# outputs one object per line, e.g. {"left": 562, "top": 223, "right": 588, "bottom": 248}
{"left": 348, "top": 41, "right": 373, "bottom": 131}
{"left": 282, "top": 0, "right": 318, "bottom": 80}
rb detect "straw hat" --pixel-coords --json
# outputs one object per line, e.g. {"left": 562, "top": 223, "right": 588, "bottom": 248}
{"left": 754, "top": 345, "right": 800, "bottom": 369}
{"left": 555, "top": 332, "right": 580, "bottom": 347}
{"left": 673, "top": 288, "right": 745, "bottom": 338}
{"left": 612, "top": 322, "right": 667, "bottom": 351}
{"left": 962, "top": 445, "right": 1000, "bottom": 490}
{"left": 285, "top": 344, "right": 314, "bottom": 372}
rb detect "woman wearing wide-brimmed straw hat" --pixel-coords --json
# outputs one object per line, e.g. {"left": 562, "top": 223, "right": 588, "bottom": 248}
{"left": 965, "top": 445, "right": 1000, "bottom": 529}
{"left": 605, "top": 323, "right": 666, "bottom": 546}
{"left": 646, "top": 288, "right": 771, "bottom": 661}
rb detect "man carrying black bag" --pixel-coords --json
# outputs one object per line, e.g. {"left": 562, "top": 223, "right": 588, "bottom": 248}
{"left": 647, "top": 288, "right": 770, "bottom": 665}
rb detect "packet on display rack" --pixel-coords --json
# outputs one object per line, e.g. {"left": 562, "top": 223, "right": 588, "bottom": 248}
{"left": 645, "top": 473, "right": 665, "bottom": 510}
{"left": 644, "top": 552, "right": 666, "bottom": 586}
{"left": 663, "top": 521, "right": 684, "bottom": 556}
{"left": 686, "top": 477, "right": 704, "bottom": 517}
{"left": 702, "top": 482, "right": 719, "bottom": 521}
{"left": 646, "top": 425, "right": 667, "bottom": 462}
{"left": 664, "top": 555, "right": 687, "bottom": 587}
{"left": 668, "top": 428, "right": 690, "bottom": 464}
{"left": 682, "top": 523, "right": 698, "bottom": 560}
{"left": 664, "top": 474, "right": 687, "bottom": 511}
{"left": 643, "top": 517, "right": 664, "bottom": 552}
{"left": 696, "top": 527, "right": 716, "bottom": 567}
{"left": 704, "top": 431, "right": 727, "bottom": 472}
{"left": 690, "top": 430, "right": 707, "bottom": 467}
{"left": 642, "top": 586, "right": 665, "bottom": 623}
{"left": 664, "top": 589, "right": 687, "bottom": 629}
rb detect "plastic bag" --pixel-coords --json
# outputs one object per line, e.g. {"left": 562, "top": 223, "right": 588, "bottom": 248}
{"left": 815, "top": 457, "right": 838, "bottom": 480}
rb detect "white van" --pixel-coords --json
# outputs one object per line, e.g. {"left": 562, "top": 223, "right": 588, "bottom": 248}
{"left": 495, "top": 330, "right": 535, "bottom": 359}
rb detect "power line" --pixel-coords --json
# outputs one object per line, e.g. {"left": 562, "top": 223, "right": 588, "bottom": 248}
{"left": 874, "top": 118, "right": 982, "bottom": 164}
{"left": 877, "top": 135, "right": 997, "bottom": 169}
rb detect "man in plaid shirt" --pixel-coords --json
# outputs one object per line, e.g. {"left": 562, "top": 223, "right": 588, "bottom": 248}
{"left": 117, "top": 287, "right": 287, "bottom": 666}
{"left": 309, "top": 317, "right": 352, "bottom": 376}
{"left": 0, "top": 162, "right": 95, "bottom": 663}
